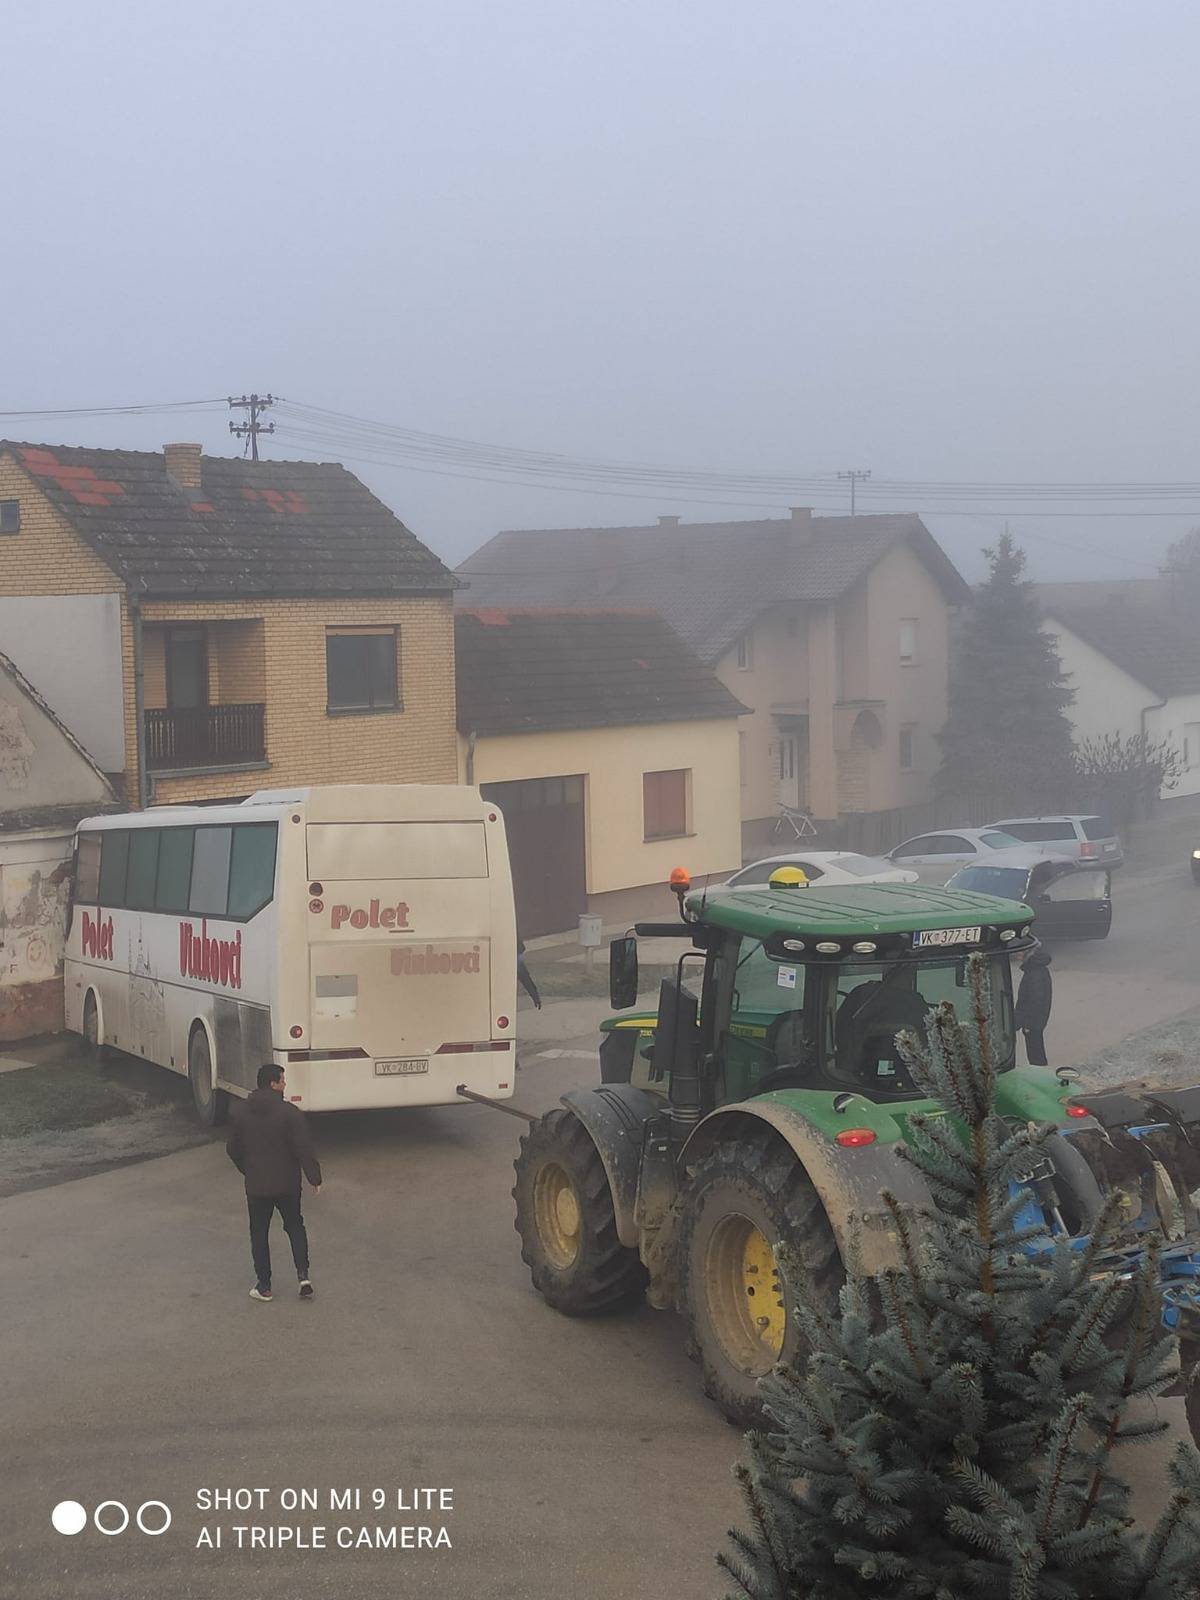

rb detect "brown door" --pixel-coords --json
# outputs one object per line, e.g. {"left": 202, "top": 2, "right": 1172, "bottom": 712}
{"left": 481, "top": 776, "right": 586, "bottom": 937}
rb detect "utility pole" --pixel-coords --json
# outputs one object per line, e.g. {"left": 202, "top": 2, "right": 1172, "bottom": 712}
{"left": 227, "top": 393, "right": 276, "bottom": 460}
{"left": 836, "top": 468, "right": 871, "bottom": 515}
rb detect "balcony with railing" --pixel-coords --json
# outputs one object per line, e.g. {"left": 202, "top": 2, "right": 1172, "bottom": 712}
{"left": 144, "top": 703, "right": 267, "bottom": 772}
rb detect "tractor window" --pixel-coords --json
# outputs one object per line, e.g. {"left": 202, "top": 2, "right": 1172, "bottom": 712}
{"left": 734, "top": 939, "right": 806, "bottom": 1015}
{"left": 717, "top": 938, "right": 814, "bottom": 1101}
{"left": 825, "top": 957, "right": 1013, "bottom": 1096}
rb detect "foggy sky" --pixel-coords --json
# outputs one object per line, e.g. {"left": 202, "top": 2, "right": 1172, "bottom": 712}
{"left": 6, "top": 0, "right": 1198, "bottom": 583}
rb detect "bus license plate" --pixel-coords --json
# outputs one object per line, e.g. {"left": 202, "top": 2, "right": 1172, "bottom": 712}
{"left": 374, "top": 1058, "right": 429, "bottom": 1076}
{"left": 913, "top": 926, "right": 981, "bottom": 948}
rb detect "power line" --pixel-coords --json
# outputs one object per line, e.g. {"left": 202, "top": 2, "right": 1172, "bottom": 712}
{"left": 0, "top": 398, "right": 225, "bottom": 419}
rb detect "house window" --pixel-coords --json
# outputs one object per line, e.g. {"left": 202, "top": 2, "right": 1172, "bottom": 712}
{"left": 1186, "top": 723, "right": 1200, "bottom": 769}
{"left": 736, "top": 628, "right": 754, "bottom": 670}
{"left": 643, "top": 769, "right": 689, "bottom": 840}
{"left": 326, "top": 628, "right": 400, "bottom": 712}
{"left": 899, "top": 726, "right": 915, "bottom": 771}
{"left": 0, "top": 499, "right": 19, "bottom": 534}
{"left": 899, "top": 619, "right": 918, "bottom": 664}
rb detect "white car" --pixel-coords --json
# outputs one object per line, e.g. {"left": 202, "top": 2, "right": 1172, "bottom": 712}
{"left": 887, "top": 826, "right": 1030, "bottom": 883}
{"left": 725, "top": 851, "right": 920, "bottom": 889}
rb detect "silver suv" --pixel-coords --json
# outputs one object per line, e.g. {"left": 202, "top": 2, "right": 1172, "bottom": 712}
{"left": 987, "top": 815, "right": 1123, "bottom": 868}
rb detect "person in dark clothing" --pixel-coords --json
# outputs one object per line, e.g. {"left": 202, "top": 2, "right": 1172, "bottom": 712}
{"left": 226, "top": 1063, "right": 323, "bottom": 1302}
{"left": 1014, "top": 948, "right": 1053, "bottom": 1067}
{"left": 517, "top": 937, "right": 542, "bottom": 1009}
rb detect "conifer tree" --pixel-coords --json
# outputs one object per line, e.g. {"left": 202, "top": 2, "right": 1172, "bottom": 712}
{"left": 720, "top": 957, "right": 1200, "bottom": 1599}
{"left": 938, "top": 534, "right": 1076, "bottom": 802}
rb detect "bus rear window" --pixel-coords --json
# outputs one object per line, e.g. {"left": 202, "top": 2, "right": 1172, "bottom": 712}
{"left": 307, "top": 821, "right": 488, "bottom": 880}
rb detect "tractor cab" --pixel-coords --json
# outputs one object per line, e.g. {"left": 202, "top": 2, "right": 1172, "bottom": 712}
{"left": 603, "top": 877, "right": 1037, "bottom": 1111}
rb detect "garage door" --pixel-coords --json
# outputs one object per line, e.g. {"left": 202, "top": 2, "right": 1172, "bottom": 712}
{"left": 481, "top": 776, "right": 586, "bottom": 937}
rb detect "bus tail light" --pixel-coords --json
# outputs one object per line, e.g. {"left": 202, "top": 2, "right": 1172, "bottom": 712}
{"left": 497, "top": 1016, "right": 510, "bottom": 1030}
{"left": 290, "top": 1025, "right": 304, "bottom": 1039}
{"left": 435, "top": 1041, "right": 512, "bottom": 1054}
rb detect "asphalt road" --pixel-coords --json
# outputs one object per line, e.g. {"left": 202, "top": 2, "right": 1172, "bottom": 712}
{"left": 3, "top": 855, "right": 1199, "bottom": 1598}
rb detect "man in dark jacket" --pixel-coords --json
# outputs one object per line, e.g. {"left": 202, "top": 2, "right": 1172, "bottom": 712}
{"left": 226, "top": 1063, "right": 323, "bottom": 1302}
{"left": 1014, "top": 948, "right": 1053, "bottom": 1067}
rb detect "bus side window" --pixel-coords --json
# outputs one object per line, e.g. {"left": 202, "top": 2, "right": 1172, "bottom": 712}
{"left": 189, "top": 827, "right": 233, "bottom": 917}
{"left": 126, "top": 829, "right": 161, "bottom": 911}
{"left": 228, "top": 823, "right": 278, "bottom": 919}
{"left": 75, "top": 833, "right": 102, "bottom": 903}
{"left": 155, "top": 828, "right": 195, "bottom": 913}
{"left": 98, "top": 830, "right": 131, "bottom": 908}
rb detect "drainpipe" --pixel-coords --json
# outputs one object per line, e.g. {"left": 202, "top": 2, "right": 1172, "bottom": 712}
{"left": 465, "top": 728, "right": 477, "bottom": 786}
{"left": 130, "top": 592, "right": 151, "bottom": 810}
{"left": 1138, "top": 696, "right": 1168, "bottom": 819}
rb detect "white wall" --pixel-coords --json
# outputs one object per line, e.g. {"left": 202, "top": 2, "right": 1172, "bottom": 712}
{"left": 0, "top": 593, "right": 125, "bottom": 771}
{"left": 1044, "top": 617, "right": 1200, "bottom": 798}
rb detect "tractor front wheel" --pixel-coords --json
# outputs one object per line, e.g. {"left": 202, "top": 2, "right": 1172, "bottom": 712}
{"left": 680, "top": 1128, "right": 842, "bottom": 1428}
{"left": 513, "top": 1108, "right": 647, "bottom": 1315}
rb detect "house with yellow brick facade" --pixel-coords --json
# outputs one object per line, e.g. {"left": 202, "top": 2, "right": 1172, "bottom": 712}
{"left": 459, "top": 510, "right": 971, "bottom": 851}
{"left": 454, "top": 607, "right": 745, "bottom": 934}
{"left": 0, "top": 440, "right": 460, "bottom": 810}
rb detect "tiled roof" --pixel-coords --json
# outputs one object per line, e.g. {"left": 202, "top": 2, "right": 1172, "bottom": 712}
{"left": 1, "top": 441, "right": 455, "bottom": 598}
{"left": 456, "top": 513, "right": 968, "bottom": 663}
{"left": 1042, "top": 597, "right": 1200, "bottom": 698}
{"left": 454, "top": 608, "right": 748, "bottom": 736}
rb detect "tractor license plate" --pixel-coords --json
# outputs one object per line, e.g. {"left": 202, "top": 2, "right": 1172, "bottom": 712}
{"left": 374, "top": 1058, "right": 429, "bottom": 1076}
{"left": 913, "top": 926, "right": 981, "bottom": 948}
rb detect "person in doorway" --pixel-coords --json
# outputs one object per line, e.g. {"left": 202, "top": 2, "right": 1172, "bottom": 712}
{"left": 1014, "top": 948, "right": 1053, "bottom": 1067}
{"left": 517, "top": 937, "right": 542, "bottom": 1009}
{"left": 226, "top": 1063, "right": 323, "bottom": 1301}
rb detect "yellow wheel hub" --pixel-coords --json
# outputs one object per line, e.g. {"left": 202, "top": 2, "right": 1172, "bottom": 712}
{"left": 704, "top": 1213, "right": 786, "bottom": 1376}
{"left": 533, "top": 1161, "right": 582, "bottom": 1270}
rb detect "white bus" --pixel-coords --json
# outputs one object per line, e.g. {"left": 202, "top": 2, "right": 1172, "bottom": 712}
{"left": 63, "top": 785, "right": 517, "bottom": 1125}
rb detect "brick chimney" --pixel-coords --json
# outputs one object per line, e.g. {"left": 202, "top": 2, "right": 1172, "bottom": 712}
{"left": 164, "top": 442, "right": 203, "bottom": 491}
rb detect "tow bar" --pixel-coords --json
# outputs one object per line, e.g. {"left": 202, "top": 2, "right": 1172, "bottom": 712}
{"left": 455, "top": 1085, "right": 541, "bottom": 1124}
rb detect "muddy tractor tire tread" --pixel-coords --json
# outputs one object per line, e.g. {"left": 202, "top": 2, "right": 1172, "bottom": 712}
{"left": 680, "top": 1125, "right": 842, "bottom": 1429}
{"left": 512, "top": 1107, "right": 647, "bottom": 1316}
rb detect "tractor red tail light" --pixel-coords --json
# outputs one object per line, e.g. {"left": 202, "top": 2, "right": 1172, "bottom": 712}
{"left": 836, "top": 1128, "right": 877, "bottom": 1148}
{"left": 1066, "top": 1104, "right": 1090, "bottom": 1118}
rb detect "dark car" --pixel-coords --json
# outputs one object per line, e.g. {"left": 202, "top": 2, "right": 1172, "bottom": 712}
{"left": 945, "top": 849, "right": 1112, "bottom": 942}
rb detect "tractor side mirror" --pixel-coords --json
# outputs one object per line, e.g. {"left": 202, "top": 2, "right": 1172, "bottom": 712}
{"left": 609, "top": 935, "right": 639, "bottom": 1009}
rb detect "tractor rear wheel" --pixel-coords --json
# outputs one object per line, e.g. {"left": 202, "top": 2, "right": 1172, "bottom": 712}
{"left": 513, "top": 1108, "right": 647, "bottom": 1315}
{"left": 680, "top": 1127, "right": 842, "bottom": 1428}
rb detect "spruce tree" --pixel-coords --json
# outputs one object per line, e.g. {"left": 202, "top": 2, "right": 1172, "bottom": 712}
{"left": 720, "top": 956, "right": 1200, "bottom": 1599}
{"left": 937, "top": 534, "right": 1076, "bottom": 803}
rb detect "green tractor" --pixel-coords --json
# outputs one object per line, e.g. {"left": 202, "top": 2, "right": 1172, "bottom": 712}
{"left": 511, "top": 878, "right": 1200, "bottom": 1430}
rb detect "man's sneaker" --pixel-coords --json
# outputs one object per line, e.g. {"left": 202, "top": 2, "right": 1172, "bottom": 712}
{"left": 298, "top": 1279, "right": 315, "bottom": 1299}
{"left": 249, "top": 1286, "right": 273, "bottom": 1302}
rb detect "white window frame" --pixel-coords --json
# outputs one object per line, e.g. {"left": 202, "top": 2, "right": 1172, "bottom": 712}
{"left": 899, "top": 618, "right": 918, "bottom": 665}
